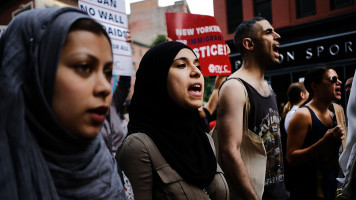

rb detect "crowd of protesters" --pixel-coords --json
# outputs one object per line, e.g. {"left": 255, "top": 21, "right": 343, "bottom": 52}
{"left": 0, "top": 7, "right": 355, "bottom": 200}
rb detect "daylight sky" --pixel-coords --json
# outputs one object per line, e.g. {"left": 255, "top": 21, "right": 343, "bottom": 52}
{"left": 125, "top": 0, "right": 214, "bottom": 16}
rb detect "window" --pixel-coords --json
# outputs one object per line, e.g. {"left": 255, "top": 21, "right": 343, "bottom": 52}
{"left": 330, "top": 0, "right": 354, "bottom": 10}
{"left": 226, "top": 0, "right": 243, "bottom": 34}
{"left": 254, "top": 0, "right": 272, "bottom": 23}
{"left": 296, "top": 0, "right": 316, "bottom": 18}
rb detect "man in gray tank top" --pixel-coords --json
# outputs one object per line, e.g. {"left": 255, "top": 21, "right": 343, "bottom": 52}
{"left": 215, "top": 16, "right": 288, "bottom": 200}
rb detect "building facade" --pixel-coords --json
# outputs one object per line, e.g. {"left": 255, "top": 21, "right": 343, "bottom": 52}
{"left": 214, "top": 0, "right": 356, "bottom": 107}
{"left": 128, "top": 0, "right": 189, "bottom": 46}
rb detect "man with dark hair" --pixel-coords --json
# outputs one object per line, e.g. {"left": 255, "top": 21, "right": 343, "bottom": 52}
{"left": 215, "top": 17, "right": 287, "bottom": 199}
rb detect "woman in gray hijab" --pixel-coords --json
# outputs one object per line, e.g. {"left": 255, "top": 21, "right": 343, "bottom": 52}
{"left": 0, "top": 7, "right": 125, "bottom": 199}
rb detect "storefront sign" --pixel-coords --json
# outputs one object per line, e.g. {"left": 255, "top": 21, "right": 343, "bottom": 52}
{"left": 278, "top": 31, "right": 355, "bottom": 67}
{"left": 230, "top": 31, "right": 356, "bottom": 70}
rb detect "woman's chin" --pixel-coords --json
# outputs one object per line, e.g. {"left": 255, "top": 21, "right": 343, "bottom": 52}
{"left": 185, "top": 102, "right": 203, "bottom": 111}
{"left": 71, "top": 127, "right": 100, "bottom": 139}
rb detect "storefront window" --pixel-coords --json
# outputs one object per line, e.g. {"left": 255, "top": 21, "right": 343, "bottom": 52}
{"left": 226, "top": 0, "right": 243, "bottom": 34}
{"left": 254, "top": 0, "right": 272, "bottom": 23}
{"left": 296, "top": 0, "right": 316, "bottom": 18}
{"left": 330, "top": 0, "right": 354, "bottom": 10}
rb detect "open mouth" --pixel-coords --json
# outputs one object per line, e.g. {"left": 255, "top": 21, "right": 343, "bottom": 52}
{"left": 188, "top": 84, "right": 202, "bottom": 97}
{"left": 88, "top": 106, "right": 109, "bottom": 124}
{"left": 273, "top": 44, "right": 280, "bottom": 56}
{"left": 188, "top": 84, "right": 202, "bottom": 92}
{"left": 89, "top": 106, "right": 108, "bottom": 115}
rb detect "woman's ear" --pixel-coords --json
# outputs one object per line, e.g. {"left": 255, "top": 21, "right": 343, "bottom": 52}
{"left": 242, "top": 38, "right": 254, "bottom": 51}
{"left": 300, "top": 92, "right": 305, "bottom": 99}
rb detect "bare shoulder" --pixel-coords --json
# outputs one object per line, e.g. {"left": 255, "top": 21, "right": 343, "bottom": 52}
{"left": 219, "top": 77, "right": 246, "bottom": 106}
{"left": 293, "top": 107, "right": 310, "bottom": 118}
{"left": 289, "top": 107, "right": 312, "bottom": 127}
{"left": 216, "top": 75, "right": 246, "bottom": 148}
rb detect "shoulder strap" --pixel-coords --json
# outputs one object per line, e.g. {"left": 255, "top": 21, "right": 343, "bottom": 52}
{"left": 222, "top": 77, "right": 249, "bottom": 131}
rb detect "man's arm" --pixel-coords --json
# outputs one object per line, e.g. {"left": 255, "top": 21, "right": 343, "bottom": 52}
{"left": 216, "top": 79, "right": 258, "bottom": 200}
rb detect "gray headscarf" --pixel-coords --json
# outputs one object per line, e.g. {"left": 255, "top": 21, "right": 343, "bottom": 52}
{"left": 0, "top": 7, "right": 125, "bottom": 199}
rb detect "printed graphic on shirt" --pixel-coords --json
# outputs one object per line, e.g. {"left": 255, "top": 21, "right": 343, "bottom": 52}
{"left": 254, "top": 108, "right": 284, "bottom": 186}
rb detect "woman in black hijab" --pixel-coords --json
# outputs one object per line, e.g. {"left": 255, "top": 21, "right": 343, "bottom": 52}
{"left": 116, "top": 41, "right": 229, "bottom": 199}
{"left": 0, "top": 7, "right": 125, "bottom": 199}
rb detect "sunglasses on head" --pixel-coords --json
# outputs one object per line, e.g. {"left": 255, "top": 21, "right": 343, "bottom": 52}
{"left": 328, "top": 76, "right": 339, "bottom": 84}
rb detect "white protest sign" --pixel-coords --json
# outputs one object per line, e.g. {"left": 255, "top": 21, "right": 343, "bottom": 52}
{"left": 78, "top": 0, "right": 134, "bottom": 76}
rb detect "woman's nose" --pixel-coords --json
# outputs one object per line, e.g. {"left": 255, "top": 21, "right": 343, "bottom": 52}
{"left": 190, "top": 65, "right": 202, "bottom": 78}
{"left": 94, "top": 72, "right": 112, "bottom": 98}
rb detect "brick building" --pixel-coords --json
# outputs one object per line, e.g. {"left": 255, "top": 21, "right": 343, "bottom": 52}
{"left": 214, "top": 0, "right": 356, "bottom": 107}
{"left": 128, "top": 0, "right": 189, "bottom": 46}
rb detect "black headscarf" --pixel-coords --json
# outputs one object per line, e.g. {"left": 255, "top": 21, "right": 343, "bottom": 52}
{"left": 0, "top": 7, "right": 124, "bottom": 199}
{"left": 128, "top": 41, "right": 217, "bottom": 189}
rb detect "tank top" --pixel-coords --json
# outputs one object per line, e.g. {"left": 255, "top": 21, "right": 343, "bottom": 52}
{"left": 289, "top": 105, "right": 339, "bottom": 200}
{"left": 239, "top": 78, "right": 287, "bottom": 200}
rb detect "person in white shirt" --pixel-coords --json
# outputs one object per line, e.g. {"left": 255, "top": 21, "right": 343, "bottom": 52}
{"left": 280, "top": 81, "right": 309, "bottom": 193}
{"left": 282, "top": 82, "right": 309, "bottom": 132}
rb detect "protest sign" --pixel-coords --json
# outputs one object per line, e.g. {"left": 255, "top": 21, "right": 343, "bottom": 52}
{"left": 79, "top": 0, "right": 134, "bottom": 76}
{"left": 166, "top": 13, "right": 231, "bottom": 76}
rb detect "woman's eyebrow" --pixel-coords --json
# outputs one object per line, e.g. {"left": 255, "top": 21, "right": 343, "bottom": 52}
{"left": 173, "top": 57, "right": 200, "bottom": 63}
{"left": 173, "top": 57, "right": 188, "bottom": 62}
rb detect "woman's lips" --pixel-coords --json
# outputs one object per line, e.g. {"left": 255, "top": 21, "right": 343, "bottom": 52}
{"left": 90, "top": 113, "right": 106, "bottom": 124}
{"left": 88, "top": 106, "right": 108, "bottom": 124}
{"left": 189, "top": 90, "right": 202, "bottom": 97}
{"left": 188, "top": 84, "right": 202, "bottom": 97}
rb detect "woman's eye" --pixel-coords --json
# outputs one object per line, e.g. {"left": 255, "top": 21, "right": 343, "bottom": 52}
{"left": 177, "top": 64, "right": 186, "bottom": 68}
{"left": 76, "top": 63, "right": 92, "bottom": 73}
{"left": 104, "top": 70, "right": 112, "bottom": 82}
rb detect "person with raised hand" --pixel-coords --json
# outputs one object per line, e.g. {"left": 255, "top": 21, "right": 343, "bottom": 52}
{"left": 287, "top": 66, "right": 344, "bottom": 200}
